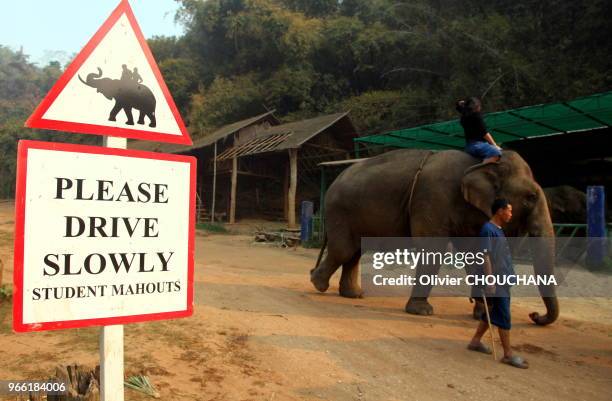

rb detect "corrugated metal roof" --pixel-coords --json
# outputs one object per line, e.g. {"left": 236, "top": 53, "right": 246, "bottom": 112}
{"left": 129, "top": 110, "right": 279, "bottom": 153}
{"left": 261, "top": 112, "right": 351, "bottom": 150}
{"left": 216, "top": 132, "right": 291, "bottom": 160}
{"left": 212, "top": 112, "right": 354, "bottom": 160}
{"left": 196, "top": 110, "right": 280, "bottom": 147}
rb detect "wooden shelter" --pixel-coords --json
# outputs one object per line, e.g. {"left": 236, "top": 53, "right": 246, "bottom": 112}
{"left": 130, "top": 111, "right": 358, "bottom": 227}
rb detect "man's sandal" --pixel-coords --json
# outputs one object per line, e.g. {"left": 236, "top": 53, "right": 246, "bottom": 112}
{"left": 467, "top": 343, "right": 492, "bottom": 354}
{"left": 501, "top": 355, "right": 529, "bottom": 369}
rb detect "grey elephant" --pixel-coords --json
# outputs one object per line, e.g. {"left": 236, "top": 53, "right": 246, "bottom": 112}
{"left": 310, "top": 149, "right": 559, "bottom": 326}
{"left": 79, "top": 67, "right": 157, "bottom": 128}
{"left": 544, "top": 185, "right": 612, "bottom": 224}
{"left": 544, "top": 185, "right": 587, "bottom": 224}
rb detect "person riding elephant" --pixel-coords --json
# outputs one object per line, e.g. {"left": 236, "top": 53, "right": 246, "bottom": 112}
{"left": 310, "top": 148, "right": 559, "bottom": 326}
{"left": 457, "top": 97, "right": 502, "bottom": 164}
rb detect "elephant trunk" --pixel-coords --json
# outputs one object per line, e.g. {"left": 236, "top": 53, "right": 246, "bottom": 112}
{"left": 78, "top": 67, "right": 103, "bottom": 88}
{"left": 536, "top": 296, "right": 559, "bottom": 326}
{"left": 527, "top": 193, "right": 559, "bottom": 325}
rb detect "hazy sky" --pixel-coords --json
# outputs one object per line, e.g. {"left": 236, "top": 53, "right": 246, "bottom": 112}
{"left": 0, "top": 0, "right": 184, "bottom": 66}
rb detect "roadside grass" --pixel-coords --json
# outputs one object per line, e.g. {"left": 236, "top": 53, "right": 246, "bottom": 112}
{"left": 0, "top": 285, "right": 12, "bottom": 301}
{"left": 0, "top": 296, "right": 12, "bottom": 334}
{"left": 595, "top": 256, "right": 612, "bottom": 272}
{"left": 0, "top": 231, "right": 12, "bottom": 246}
{"left": 196, "top": 222, "right": 229, "bottom": 234}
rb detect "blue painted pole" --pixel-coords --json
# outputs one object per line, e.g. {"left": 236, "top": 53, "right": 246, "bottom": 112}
{"left": 586, "top": 186, "right": 607, "bottom": 268}
{"left": 300, "top": 201, "right": 314, "bottom": 242}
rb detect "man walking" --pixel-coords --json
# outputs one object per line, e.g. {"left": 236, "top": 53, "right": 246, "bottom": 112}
{"left": 468, "top": 198, "right": 529, "bottom": 369}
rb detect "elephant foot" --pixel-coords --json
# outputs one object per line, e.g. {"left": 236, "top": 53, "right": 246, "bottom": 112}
{"left": 109, "top": 117, "right": 117, "bottom": 122}
{"left": 310, "top": 268, "right": 330, "bottom": 293}
{"left": 339, "top": 283, "right": 363, "bottom": 298}
{"left": 405, "top": 297, "right": 434, "bottom": 316}
{"left": 149, "top": 122, "right": 157, "bottom": 128}
{"left": 126, "top": 120, "right": 134, "bottom": 126}
{"left": 137, "top": 120, "right": 145, "bottom": 125}
{"left": 472, "top": 300, "right": 485, "bottom": 320}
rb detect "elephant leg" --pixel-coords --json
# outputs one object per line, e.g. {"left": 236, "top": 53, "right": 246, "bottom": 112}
{"left": 405, "top": 262, "right": 441, "bottom": 316}
{"left": 148, "top": 112, "right": 156, "bottom": 128}
{"left": 124, "top": 107, "right": 134, "bottom": 125}
{"left": 108, "top": 103, "right": 122, "bottom": 122}
{"left": 137, "top": 110, "right": 145, "bottom": 125}
{"left": 339, "top": 252, "right": 362, "bottom": 298}
{"left": 310, "top": 253, "right": 341, "bottom": 293}
{"left": 310, "top": 222, "right": 357, "bottom": 294}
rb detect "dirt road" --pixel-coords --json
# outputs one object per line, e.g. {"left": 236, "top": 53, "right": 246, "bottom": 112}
{"left": 0, "top": 202, "right": 611, "bottom": 400}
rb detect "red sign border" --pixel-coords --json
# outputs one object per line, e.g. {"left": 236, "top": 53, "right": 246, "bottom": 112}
{"left": 25, "top": 0, "right": 193, "bottom": 145}
{"left": 13, "top": 140, "right": 196, "bottom": 332}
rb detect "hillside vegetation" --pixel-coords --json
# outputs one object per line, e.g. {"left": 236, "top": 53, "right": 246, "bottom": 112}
{"left": 1, "top": 0, "right": 611, "bottom": 197}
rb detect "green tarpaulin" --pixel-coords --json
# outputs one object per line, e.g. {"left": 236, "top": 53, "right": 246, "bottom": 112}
{"left": 355, "top": 91, "right": 612, "bottom": 150}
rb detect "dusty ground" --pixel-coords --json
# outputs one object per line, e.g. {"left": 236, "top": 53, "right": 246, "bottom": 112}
{"left": 0, "top": 201, "right": 611, "bottom": 400}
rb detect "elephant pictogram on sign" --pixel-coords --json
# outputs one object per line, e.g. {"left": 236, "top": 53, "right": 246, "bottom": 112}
{"left": 79, "top": 66, "right": 157, "bottom": 128}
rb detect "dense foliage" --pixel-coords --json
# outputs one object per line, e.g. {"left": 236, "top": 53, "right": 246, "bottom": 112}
{"left": 0, "top": 46, "right": 97, "bottom": 198}
{"left": 1, "top": 0, "right": 611, "bottom": 197}
{"left": 152, "top": 0, "right": 611, "bottom": 133}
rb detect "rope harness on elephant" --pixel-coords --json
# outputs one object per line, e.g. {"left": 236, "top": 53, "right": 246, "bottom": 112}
{"left": 406, "top": 151, "right": 434, "bottom": 215}
{"left": 407, "top": 152, "right": 433, "bottom": 212}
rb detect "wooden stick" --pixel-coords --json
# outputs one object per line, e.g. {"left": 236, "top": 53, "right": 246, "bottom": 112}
{"left": 287, "top": 149, "right": 298, "bottom": 228}
{"left": 481, "top": 290, "right": 497, "bottom": 360}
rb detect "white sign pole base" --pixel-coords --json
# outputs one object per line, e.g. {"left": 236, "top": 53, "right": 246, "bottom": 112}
{"left": 101, "top": 135, "right": 126, "bottom": 401}
{"left": 101, "top": 325, "right": 125, "bottom": 401}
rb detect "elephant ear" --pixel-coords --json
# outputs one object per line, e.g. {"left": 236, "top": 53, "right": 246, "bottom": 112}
{"left": 461, "top": 164, "right": 501, "bottom": 218}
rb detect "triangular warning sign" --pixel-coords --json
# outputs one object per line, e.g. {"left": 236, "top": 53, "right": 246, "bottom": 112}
{"left": 26, "top": 0, "right": 192, "bottom": 145}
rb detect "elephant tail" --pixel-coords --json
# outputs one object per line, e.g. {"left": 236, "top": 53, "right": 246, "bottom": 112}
{"left": 313, "top": 234, "right": 328, "bottom": 270}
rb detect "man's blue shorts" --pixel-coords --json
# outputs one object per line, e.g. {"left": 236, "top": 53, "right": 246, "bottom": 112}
{"left": 482, "top": 296, "right": 511, "bottom": 330}
{"left": 465, "top": 140, "right": 501, "bottom": 159}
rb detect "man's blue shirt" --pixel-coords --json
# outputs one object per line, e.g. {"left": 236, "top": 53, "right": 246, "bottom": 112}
{"left": 479, "top": 221, "right": 515, "bottom": 280}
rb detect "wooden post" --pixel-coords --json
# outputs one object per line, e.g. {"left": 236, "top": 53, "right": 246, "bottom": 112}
{"left": 211, "top": 141, "right": 217, "bottom": 222}
{"left": 101, "top": 136, "right": 125, "bottom": 401}
{"left": 283, "top": 164, "right": 289, "bottom": 220}
{"left": 229, "top": 156, "right": 237, "bottom": 224}
{"left": 288, "top": 148, "right": 298, "bottom": 228}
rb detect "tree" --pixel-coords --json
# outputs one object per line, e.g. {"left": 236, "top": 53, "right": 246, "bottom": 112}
{"left": 0, "top": 46, "right": 97, "bottom": 198}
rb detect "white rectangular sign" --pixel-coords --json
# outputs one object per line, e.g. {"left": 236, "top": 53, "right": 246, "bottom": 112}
{"left": 13, "top": 140, "right": 196, "bottom": 332}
